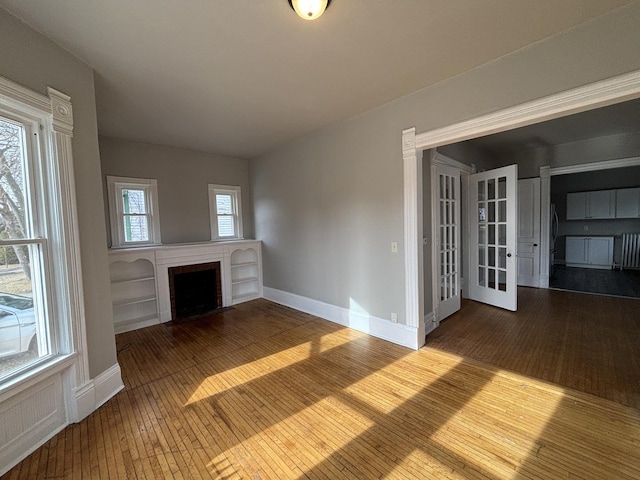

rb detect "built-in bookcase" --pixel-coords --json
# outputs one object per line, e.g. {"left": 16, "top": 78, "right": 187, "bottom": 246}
{"left": 109, "top": 251, "right": 159, "bottom": 334}
{"left": 108, "top": 241, "right": 262, "bottom": 332}
{"left": 230, "top": 247, "right": 262, "bottom": 304}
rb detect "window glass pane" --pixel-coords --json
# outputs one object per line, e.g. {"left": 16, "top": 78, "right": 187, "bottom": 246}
{"left": 488, "top": 201, "right": 495, "bottom": 222}
{"left": 122, "top": 189, "right": 147, "bottom": 214}
{"left": 216, "top": 194, "right": 233, "bottom": 215}
{"left": 498, "top": 224, "right": 506, "bottom": 246}
{"left": 488, "top": 179, "right": 496, "bottom": 200}
{"left": 498, "top": 270, "right": 507, "bottom": 291}
{"left": 0, "top": 118, "right": 29, "bottom": 240}
{"left": 477, "top": 181, "right": 485, "bottom": 201}
{"left": 499, "top": 247, "right": 507, "bottom": 269}
{"left": 217, "top": 215, "right": 235, "bottom": 237}
{"left": 124, "top": 215, "right": 149, "bottom": 242}
{"left": 498, "top": 200, "right": 506, "bottom": 222}
{"left": 478, "top": 203, "right": 486, "bottom": 222}
{"left": 0, "top": 245, "right": 48, "bottom": 379}
{"left": 498, "top": 177, "right": 507, "bottom": 199}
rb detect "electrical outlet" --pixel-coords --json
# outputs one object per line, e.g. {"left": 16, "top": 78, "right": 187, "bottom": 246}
{"left": 391, "top": 312, "right": 398, "bottom": 323}
{"left": 391, "top": 242, "right": 398, "bottom": 253}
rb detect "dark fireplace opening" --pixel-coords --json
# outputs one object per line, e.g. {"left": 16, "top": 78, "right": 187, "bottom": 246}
{"left": 168, "top": 262, "right": 222, "bottom": 320}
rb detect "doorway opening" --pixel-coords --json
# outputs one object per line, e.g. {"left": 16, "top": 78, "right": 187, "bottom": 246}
{"left": 403, "top": 70, "right": 640, "bottom": 348}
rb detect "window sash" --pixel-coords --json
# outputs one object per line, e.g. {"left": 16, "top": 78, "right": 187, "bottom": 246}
{"left": 209, "top": 185, "right": 243, "bottom": 241}
{"left": 0, "top": 109, "right": 55, "bottom": 383}
{"left": 107, "top": 177, "right": 160, "bottom": 247}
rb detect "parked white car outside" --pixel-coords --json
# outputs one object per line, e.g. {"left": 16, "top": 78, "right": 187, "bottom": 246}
{"left": 0, "top": 293, "right": 36, "bottom": 358}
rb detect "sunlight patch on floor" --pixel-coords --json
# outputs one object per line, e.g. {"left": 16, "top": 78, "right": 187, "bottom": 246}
{"left": 345, "top": 354, "right": 463, "bottom": 414}
{"left": 428, "top": 372, "right": 564, "bottom": 479}
{"left": 184, "top": 331, "right": 356, "bottom": 406}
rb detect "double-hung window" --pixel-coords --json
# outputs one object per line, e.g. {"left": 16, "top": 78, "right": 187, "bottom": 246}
{"left": 209, "top": 184, "right": 243, "bottom": 240}
{"left": 107, "top": 176, "right": 161, "bottom": 247}
{"left": 0, "top": 111, "right": 50, "bottom": 380}
{"left": 0, "top": 79, "right": 85, "bottom": 388}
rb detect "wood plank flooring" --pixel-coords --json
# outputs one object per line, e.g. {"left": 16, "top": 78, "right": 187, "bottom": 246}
{"left": 549, "top": 265, "right": 640, "bottom": 298}
{"left": 3, "top": 297, "right": 640, "bottom": 479}
{"left": 427, "top": 286, "right": 640, "bottom": 410}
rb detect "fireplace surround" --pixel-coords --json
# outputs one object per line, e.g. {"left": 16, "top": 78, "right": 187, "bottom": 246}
{"left": 168, "top": 261, "right": 222, "bottom": 319}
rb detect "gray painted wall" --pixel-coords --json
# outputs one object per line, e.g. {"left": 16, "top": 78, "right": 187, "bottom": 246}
{"left": 551, "top": 166, "right": 640, "bottom": 264}
{"left": 0, "top": 10, "right": 116, "bottom": 377}
{"left": 251, "top": 3, "right": 640, "bottom": 326}
{"left": 99, "top": 136, "right": 253, "bottom": 245}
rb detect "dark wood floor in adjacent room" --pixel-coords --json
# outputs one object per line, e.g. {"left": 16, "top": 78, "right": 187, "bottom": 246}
{"left": 3, "top": 294, "right": 640, "bottom": 479}
{"left": 549, "top": 265, "right": 640, "bottom": 298}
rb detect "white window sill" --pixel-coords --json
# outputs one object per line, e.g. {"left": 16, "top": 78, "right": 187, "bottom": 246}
{"left": 0, "top": 353, "right": 77, "bottom": 402}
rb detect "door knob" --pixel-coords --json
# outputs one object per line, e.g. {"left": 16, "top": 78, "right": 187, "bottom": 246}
{"left": 507, "top": 253, "right": 512, "bottom": 257}
{"left": 533, "top": 243, "right": 538, "bottom": 247}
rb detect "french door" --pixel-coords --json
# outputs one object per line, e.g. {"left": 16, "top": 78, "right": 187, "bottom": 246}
{"left": 468, "top": 165, "right": 518, "bottom": 311}
{"left": 433, "top": 164, "right": 461, "bottom": 321}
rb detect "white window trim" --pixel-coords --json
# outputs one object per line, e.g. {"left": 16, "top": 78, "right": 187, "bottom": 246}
{"left": 0, "top": 76, "right": 90, "bottom": 422}
{"left": 107, "top": 176, "right": 161, "bottom": 248}
{"left": 209, "top": 184, "right": 243, "bottom": 241}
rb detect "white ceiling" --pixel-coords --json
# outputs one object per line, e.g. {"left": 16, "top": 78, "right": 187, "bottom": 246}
{"left": 0, "top": 0, "right": 635, "bottom": 158}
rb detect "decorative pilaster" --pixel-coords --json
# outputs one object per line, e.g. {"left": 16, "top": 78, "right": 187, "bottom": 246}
{"left": 402, "top": 128, "right": 424, "bottom": 345}
{"left": 47, "top": 87, "right": 91, "bottom": 412}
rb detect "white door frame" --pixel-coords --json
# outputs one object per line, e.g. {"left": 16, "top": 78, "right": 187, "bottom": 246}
{"left": 403, "top": 69, "right": 640, "bottom": 348}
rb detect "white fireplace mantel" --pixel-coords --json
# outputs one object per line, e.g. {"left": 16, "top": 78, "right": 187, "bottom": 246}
{"left": 108, "top": 240, "right": 262, "bottom": 333}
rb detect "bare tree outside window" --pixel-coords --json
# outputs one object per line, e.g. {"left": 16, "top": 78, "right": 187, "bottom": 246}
{"left": 0, "top": 119, "right": 31, "bottom": 280}
{"left": 0, "top": 117, "right": 42, "bottom": 376}
{"left": 122, "top": 189, "right": 149, "bottom": 242}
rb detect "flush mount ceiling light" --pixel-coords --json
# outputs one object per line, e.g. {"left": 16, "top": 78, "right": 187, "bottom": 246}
{"left": 288, "top": 0, "right": 332, "bottom": 20}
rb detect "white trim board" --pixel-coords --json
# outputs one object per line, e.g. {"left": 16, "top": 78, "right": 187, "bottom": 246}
{"left": 403, "top": 69, "right": 640, "bottom": 348}
{"left": 263, "top": 287, "right": 421, "bottom": 350}
{"left": 550, "top": 156, "right": 640, "bottom": 176}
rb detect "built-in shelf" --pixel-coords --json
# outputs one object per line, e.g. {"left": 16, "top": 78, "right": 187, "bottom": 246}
{"left": 232, "top": 277, "right": 259, "bottom": 285}
{"left": 108, "top": 240, "right": 262, "bottom": 331}
{"left": 111, "top": 275, "right": 155, "bottom": 285}
{"left": 231, "top": 261, "right": 258, "bottom": 268}
{"left": 232, "top": 292, "right": 260, "bottom": 303}
{"left": 230, "top": 247, "right": 261, "bottom": 305}
{"left": 109, "top": 254, "right": 159, "bottom": 333}
{"left": 112, "top": 295, "right": 157, "bottom": 307}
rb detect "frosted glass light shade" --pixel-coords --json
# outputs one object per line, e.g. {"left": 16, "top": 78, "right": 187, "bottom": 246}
{"left": 289, "top": 0, "right": 330, "bottom": 20}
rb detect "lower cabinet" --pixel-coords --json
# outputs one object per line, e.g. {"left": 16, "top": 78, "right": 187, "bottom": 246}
{"left": 565, "top": 236, "right": 614, "bottom": 269}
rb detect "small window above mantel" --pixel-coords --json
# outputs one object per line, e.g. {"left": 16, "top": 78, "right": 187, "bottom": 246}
{"left": 209, "top": 184, "right": 243, "bottom": 241}
{"left": 107, "top": 176, "right": 161, "bottom": 248}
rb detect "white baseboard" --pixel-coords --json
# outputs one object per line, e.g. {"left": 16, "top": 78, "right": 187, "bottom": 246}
{"left": 94, "top": 363, "right": 124, "bottom": 409}
{"left": 74, "top": 362, "right": 124, "bottom": 422}
{"left": 263, "top": 287, "right": 420, "bottom": 350}
{"left": 424, "top": 311, "right": 437, "bottom": 337}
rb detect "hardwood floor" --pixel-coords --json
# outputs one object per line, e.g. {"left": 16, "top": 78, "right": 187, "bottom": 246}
{"left": 427, "top": 286, "right": 640, "bottom": 410}
{"left": 549, "top": 265, "right": 640, "bottom": 298}
{"left": 3, "top": 297, "right": 640, "bottom": 479}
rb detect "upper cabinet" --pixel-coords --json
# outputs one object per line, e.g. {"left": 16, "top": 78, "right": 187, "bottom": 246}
{"left": 566, "top": 190, "right": 615, "bottom": 219}
{"left": 615, "top": 187, "right": 640, "bottom": 218}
